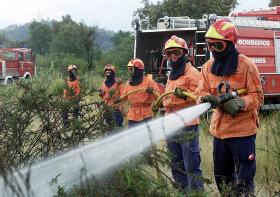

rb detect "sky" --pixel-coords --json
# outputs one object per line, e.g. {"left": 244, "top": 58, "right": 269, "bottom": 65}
{"left": 0, "top": 0, "right": 271, "bottom": 31}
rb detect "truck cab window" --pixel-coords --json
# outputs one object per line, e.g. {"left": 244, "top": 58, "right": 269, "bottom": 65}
{"left": 2, "top": 51, "right": 16, "bottom": 60}
{"left": 25, "top": 52, "right": 31, "bottom": 61}
{"left": 18, "top": 52, "right": 24, "bottom": 61}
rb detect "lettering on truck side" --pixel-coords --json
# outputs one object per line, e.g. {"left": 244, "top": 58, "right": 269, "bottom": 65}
{"left": 237, "top": 39, "right": 271, "bottom": 46}
{"left": 250, "top": 58, "right": 266, "bottom": 64}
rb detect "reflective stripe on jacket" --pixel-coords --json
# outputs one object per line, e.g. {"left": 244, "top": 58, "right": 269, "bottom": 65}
{"left": 63, "top": 79, "right": 80, "bottom": 99}
{"left": 122, "top": 77, "right": 159, "bottom": 121}
{"left": 99, "top": 79, "right": 124, "bottom": 109}
{"left": 198, "top": 54, "right": 264, "bottom": 139}
{"left": 163, "top": 62, "right": 201, "bottom": 126}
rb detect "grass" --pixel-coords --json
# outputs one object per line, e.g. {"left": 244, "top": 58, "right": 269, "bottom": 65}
{"left": 198, "top": 113, "right": 279, "bottom": 196}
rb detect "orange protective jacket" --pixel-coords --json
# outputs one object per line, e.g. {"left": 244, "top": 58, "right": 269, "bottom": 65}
{"left": 198, "top": 54, "right": 264, "bottom": 139}
{"left": 163, "top": 62, "right": 201, "bottom": 126}
{"left": 122, "top": 77, "right": 160, "bottom": 121}
{"left": 63, "top": 78, "right": 80, "bottom": 100}
{"left": 99, "top": 79, "right": 124, "bottom": 110}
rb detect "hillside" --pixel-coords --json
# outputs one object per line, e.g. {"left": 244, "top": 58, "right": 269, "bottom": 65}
{"left": 0, "top": 22, "right": 115, "bottom": 51}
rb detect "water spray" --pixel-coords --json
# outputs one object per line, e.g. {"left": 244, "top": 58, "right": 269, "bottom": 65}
{"left": 0, "top": 103, "right": 211, "bottom": 197}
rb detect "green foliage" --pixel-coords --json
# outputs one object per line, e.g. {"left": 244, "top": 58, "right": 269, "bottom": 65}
{"left": 65, "top": 159, "right": 179, "bottom": 197}
{"left": 135, "top": 0, "right": 238, "bottom": 27}
{"left": 269, "top": 0, "right": 280, "bottom": 6}
{"left": 97, "top": 31, "right": 134, "bottom": 78}
{"left": 50, "top": 21, "right": 85, "bottom": 57}
{"left": 36, "top": 53, "right": 88, "bottom": 74}
{"left": 0, "top": 32, "right": 7, "bottom": 46}
{"left": 264, "top": 112, "right": 280, "bottom": 195}
{"left": 0, "top": 23, "right": 30, "bottom": 42}
{"left": 79, "top": 23, "right": 96, "bottom": 70}
{"left": 0, "top": 76, "right": 111, "bottom": 170}
{"left": 29, "top": 20, "right": 52, "bottom": 55}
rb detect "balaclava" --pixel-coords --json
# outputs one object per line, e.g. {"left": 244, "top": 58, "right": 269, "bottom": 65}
{"left": 129, "top": 67, "right": 144, "bottom": 86}
{"left": 104, "top": 70, "right": 116, "bottom": 88}
{"left": 169, "top": 55, "right": 188, "bottom": 80}
{"left": 211, "top": 42, "right": 239, "bottom": 77}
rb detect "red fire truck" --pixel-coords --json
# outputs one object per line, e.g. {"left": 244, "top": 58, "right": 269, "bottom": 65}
{"left": 0, "top": 48, "right": 36, "bottom": 85}
{"left": 133, "top": 6, "right": 280, "bottom": 110}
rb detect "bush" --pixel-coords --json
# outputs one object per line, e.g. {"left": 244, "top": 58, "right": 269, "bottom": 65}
{"left": 0, "top": 76, "right": 111, "bottom": 169}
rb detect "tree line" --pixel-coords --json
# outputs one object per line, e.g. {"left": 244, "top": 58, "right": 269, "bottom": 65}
{"left": 0, "top": 0, "right": 278, "bottom": 76}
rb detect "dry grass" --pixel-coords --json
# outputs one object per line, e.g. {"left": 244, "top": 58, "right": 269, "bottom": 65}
{"left": 199, "top": 113, "right": 279, "bottom": 197}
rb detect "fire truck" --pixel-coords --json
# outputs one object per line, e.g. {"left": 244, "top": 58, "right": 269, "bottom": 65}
{"left": 133, "top": 6, "right": 280, "bottom": 110}
{"left": 0, "top": 48, "right": 36, "bottom": 85}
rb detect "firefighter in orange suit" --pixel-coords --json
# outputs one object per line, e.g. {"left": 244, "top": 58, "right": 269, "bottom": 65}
{"left": 162, "top": 35, "right": 203, "bottom": 193}
{"left": 99, "top": 64, "right": 124, "bottom": 127}
{"left": 63, "top": 64, "right": 80, "bottom": 127}
{"left": 198, "top": 19, "right": 264, "bottom": 196}
{"left": 121, "top": 58, "right": 159, "bottom": 127}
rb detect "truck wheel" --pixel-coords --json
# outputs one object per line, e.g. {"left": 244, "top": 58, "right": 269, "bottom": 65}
{"left": 6, "top": 79, "right": 13, "bottom": 85}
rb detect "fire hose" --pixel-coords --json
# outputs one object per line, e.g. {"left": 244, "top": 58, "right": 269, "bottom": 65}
{"left": 117, "top": 88, "right": 160, "bottom": 103}
{"left": 152, "top": 89, "right": 197, "bottom": 116}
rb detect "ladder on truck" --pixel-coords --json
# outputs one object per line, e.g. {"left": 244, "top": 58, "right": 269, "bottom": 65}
{"left": 230, "top": 17, "right": 280, "bottom": 30}
{"left": 194, "top": 31, "right": 208, "bottom": 69}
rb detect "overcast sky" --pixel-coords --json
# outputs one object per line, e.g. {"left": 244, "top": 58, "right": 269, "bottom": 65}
{"left": 0, "top": 0, "right": 271, "bottom": 31}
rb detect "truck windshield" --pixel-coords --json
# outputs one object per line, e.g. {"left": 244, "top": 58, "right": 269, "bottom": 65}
{"left": 1, "top": 51, "right": 17, "bottom": 60}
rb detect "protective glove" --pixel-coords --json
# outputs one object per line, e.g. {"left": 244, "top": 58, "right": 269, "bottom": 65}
{"left": 116, "top": 77, "right": 124, "bottom": 85}
{"left": 201, "top": 95, "right": 220, "bottom": 109}
{"left": 109, "top": 89, "right": 116, "bottom": 97}
{"left": 151, "top": 102, "right": 159, "bottom": 114}
{"left": 113, "top": 96, "right": 121, "bottom": 104}
{"left": 173, "top": 87, "right": 186, "bottom": 99}
{"left": 146, "top": 87, "right": 154, "bottom": 94}
{"left": 98, "top": 89, "right": 105, "bottom": 97}
{"left": 222, "top": 96, "right": 245, "bottom": 116}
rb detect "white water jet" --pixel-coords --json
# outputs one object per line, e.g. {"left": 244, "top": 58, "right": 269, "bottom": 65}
{"left": 0, "top": 103, "right": 210, "bottom": 197}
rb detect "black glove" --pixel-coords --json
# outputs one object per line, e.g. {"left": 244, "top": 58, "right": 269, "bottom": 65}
{"left": 146, "top": 87, "right": 154, "bottom": 94}
{"left": 151, "top": 102, "right": 159, "bottom": 114}
{"left": 222, "top": 96, "right": 245, "bottom": 116}
{"left": 98, "top": 89, "right": 105, "bottom": 97}
{"left": 109, "top": 89, "right": 116, "bottom": 97}
{"left": 173, "top": 87, "right": 186, "bottom": 99}
{"left": 201, "top": 95, "right": 220, "bottom": 109}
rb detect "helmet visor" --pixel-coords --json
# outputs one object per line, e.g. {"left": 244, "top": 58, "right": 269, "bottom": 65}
{"left": 206, "top": 39, "right": 227, "bottom": 52}
{"left": 164, "top": 48, "right": 183, "bottom": 59}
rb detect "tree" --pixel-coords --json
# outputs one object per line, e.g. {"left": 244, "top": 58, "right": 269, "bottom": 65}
{"left": 135, "top": 0, "right": 238, "bottom": 27}
{"left": 29, "top": 21, "right": 52, "bottom": 55}
{"left": 79, "top": 23, "right": 96, "bottom": 70}
{"left": 0, "top": 32, "right": 7, "bottom": 46}
{"left": 49, "top": 15, "right": 99, "bottom": 71}
{"left": 50, "top": 15, "right": 85, "bottom": 57}
{"left": 98, "top": 31, "right": 134, "bottom": 77}
{"left": 269, "top": 0, "right": 280, "bottom": 6}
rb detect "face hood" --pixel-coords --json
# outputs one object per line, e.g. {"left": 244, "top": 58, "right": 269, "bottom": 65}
{"left": 129, "top": 67, "right": 144, "bottom": 86}
{"left": 169, "top": 55, "right": 188, "bottom": 80}
{"left": 105, "top": 71, "right": 116, "bottom": 88}
{"left": 211, "top": 42, "right": 239, "bottom": 77}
